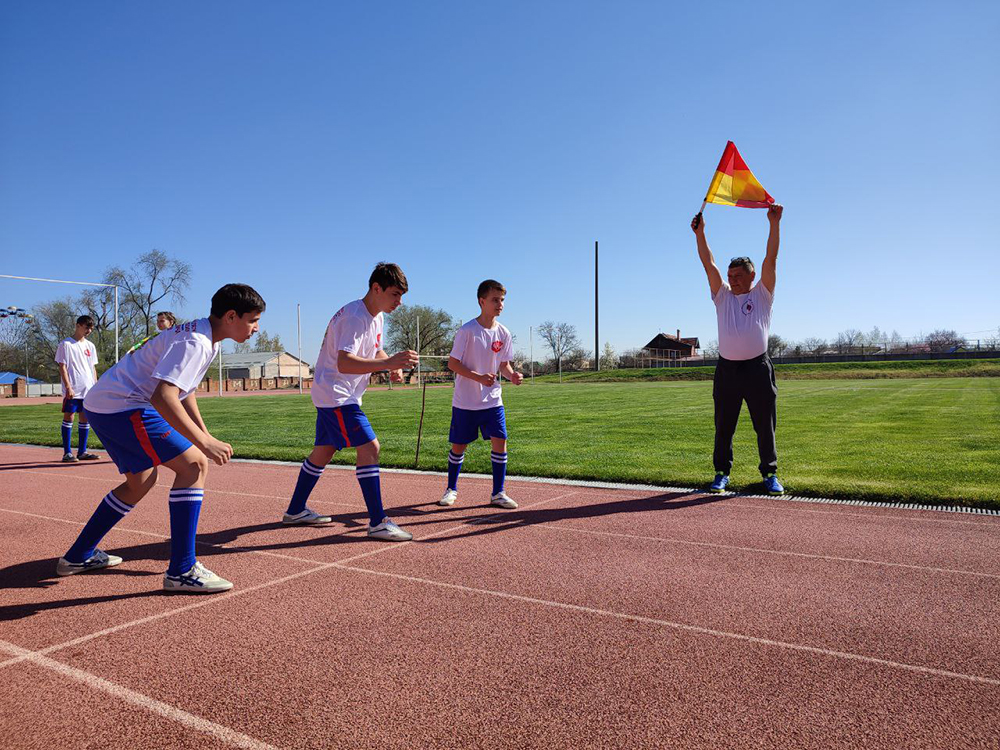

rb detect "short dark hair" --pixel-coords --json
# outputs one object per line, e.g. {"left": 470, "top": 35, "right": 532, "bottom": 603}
{"left": 210, "top": 284, "right": 266, "bottom": 318}
{"left": 156, "top": 311, "right": 176, "bottom": 324}
{"left": 728, "top": 257, "right": 755, "bottom": 273}
{"left": 368, "top": 262, "right": 408, "bottom": 293}
{"left": 76, "top": 315, "right": 95, "bottom": 327}
{"left": 477, "top": 279, "right": 506, "bottom": 300}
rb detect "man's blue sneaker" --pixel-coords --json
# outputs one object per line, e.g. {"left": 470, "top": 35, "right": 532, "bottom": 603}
{"left": 763, "top": 474, "right": 785, "bottom": 495}
{"left": 709, "top": 474, "right": 729, "bottom": 493}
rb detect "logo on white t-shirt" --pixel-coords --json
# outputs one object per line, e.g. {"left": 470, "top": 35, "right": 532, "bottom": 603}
{"left": 491, "top": 340, "right": 503, "bottom": 353}
{"left": 742, "top": 299, "right": 754, "bottom": 315}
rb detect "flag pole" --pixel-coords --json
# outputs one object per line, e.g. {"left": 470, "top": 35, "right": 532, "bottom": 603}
{"left": 693, "top": 200, "right": 707, "bottom": 229}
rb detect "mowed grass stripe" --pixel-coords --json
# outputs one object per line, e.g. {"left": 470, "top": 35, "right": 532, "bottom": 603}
{"left": 1, "top": 378, "right": 997, "bottom": 506}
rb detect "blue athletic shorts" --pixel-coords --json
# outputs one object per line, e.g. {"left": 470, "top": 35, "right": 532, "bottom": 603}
{"left": 315, "top": 404, "right": 377, "bottom": 450}
{"left": 84, "top": 407, "right": 194, "bottom": 475}
{"left": 449, "top": 406, "right": 507, "bottom": 445}
{"left": 62, "top": 397, "right": 85, "bottom": 414}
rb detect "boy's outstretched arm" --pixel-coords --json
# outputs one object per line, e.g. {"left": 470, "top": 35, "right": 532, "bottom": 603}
{"left": 691, "top": 213, "right": 723, "bottom": 297}
{"left": 761, "top": 204, "right": 782, "bottom": 294}
{"left": 150, "top": 381, "right": 232, "bottom": 465}
{"left": 338, "top": 349, "right": 418, "bottom": 375}
{"left": 499, "top": 361, "right": 523, "bottom": 385}
{"left": 374, "top": 349, "right": 405, "bottom": 383}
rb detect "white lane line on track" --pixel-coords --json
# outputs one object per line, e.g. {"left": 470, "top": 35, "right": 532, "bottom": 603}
{"left": 2, "top": 466, "right": 358, "bottom": 509}
{"left": 0, "top": 492, "right": 577, "bottom": 670}
{"left": 0, "top": 638, "right": 279, "bottom": 750}
{"left": 335, "top": 565, "right": 1000, "bottom": 689}
{"left": 7, "top": 502, "right": 996, "bottom": 583}
{"left": 528, "top": 523, "right": 1000, "bottom": 579}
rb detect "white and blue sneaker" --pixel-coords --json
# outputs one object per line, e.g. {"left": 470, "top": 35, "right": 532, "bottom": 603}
{"left": 438, "top": 489, "right": 458, "bottom": 506}
{"left": 709, "top": 474, "right": 730, "bottom": 493}
{"left": 163, "top": 561, "right": 233, "bottom": 594}
{"left": 56, "top": 549, "right": 123, "bottom": 576}
{"left": 368, "top": 518, "right": 412, "bottom": 541}
{"left": 282, "top": 508, "right": 333, "bottom": 525}
{"left": 490, "top": 491, "right": 518, "bottom": 509}
{"left": 763, "top": 474, "right": 785, "bottom": 496}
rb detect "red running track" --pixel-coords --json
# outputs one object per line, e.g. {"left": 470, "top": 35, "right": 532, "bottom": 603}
{"left": 1, "top": 443, "right": 998, "bottom": 749}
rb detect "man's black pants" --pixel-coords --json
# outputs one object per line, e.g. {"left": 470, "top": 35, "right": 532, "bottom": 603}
{"left": 713, "top": 354, "right": 777, "bottom": 477}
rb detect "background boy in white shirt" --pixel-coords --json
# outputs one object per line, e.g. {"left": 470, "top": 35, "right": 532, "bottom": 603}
{"left": 55, "top": 315, "right": 100, "bottom": 462}
{"left": 56, "top": 284, "right": 266, "bottom": 594}
{"left": 283, "top": 263, "right": 419, "bottom": 540}
{"left": 439, "top": 279, "right": 523, "bottom": 509}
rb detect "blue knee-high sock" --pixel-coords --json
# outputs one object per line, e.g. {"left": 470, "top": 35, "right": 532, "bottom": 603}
{"left": 64, "top": 492, "right": 132, "bottom": 563}
{"left": 167, "top": 487, "right": 204, "bottom": 576}
{"left": 446, "top": 450, "right": 464, "bottom": 491}
{"left": 78, "top": 423, "right": 90, "bottom": 455}
{"left": 61, "top": 420, "right": 73, "bottom": 453}
{"left": 355, "top": 465, "right": 384, "bottom": 525}
{"left": 490, "top": 451, "right": 508, "bottom": 495}
{"left": 286, "top": 458, "right": 325, "bottom": 515}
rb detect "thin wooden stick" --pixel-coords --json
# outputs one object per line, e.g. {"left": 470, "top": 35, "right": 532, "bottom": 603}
{"left": 693, "top": 200, "right": 707, "bottom": 229}
{"left": 414, "top": 381, "right": 428, "bottom": 468}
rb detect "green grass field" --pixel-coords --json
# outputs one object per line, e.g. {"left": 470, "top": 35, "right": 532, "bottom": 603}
{"left": 536, "top": 358, "right": 1000, "bottom": 382}
{"left": 3, "top": 378, "right": 998, "bottom": 507}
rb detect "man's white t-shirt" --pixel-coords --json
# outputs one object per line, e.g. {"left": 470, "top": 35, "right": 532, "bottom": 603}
{"left": 55, "top": 337, "right": 99, "bottom": 398}
{"left": 450, "top": 319, "right": 513, "bottom": 410}
{"left": 713, "top": 282, "right": 773, "bottom": 361}
{"left": 311, "top": 299, "right": 384, "bottom": 409}
{"left": 84, "top": 319, "right": 219, "bottom": 414}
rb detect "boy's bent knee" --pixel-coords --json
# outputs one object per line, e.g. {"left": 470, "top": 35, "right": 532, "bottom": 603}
{"left": 356, "top": 438, "right": 380, "bottom": 463}
{"left": 168, "top": 447, "right": 210, "bottom": 485}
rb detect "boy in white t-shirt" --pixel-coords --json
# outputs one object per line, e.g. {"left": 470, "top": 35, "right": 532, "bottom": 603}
{"left": 55, "top": 315, "right": 100, "bottom": 462}
{"left": 282, "top": 263, "right": 419, "bottom": 540}
{"left": 439, "top": 279, "right": 523, "bottom": 509}
{"left": 55, "top": 284, "right": 266, "bottom": 594}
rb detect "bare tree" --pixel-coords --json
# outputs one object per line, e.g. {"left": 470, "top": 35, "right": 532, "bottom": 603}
{"left": 106, "top": 250, "right": 192, "bottom": 338}
{"left": 925, "top": 329, "right": 965, "bottom": 352}
{"left": 835, "top": 329, "right": 864, "bottom": 353}
{"left": 599, "top": 342, "right": 617, "bottom": 370}
{"left": 801, "top": 337, "right": 827, "bottom": 355}
{"left": 702, "top": 339, "right": 720, "bottom": 358}
{"left": 537, "top": 321, "right": 580, "bottom": 370}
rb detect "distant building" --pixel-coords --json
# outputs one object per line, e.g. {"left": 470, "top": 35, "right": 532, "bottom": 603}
{"left": 219, "top": 351, "right": 313, "bottom": 379}
{"left": 0, "top": 371, "right": 41, "bottom": 385}
{"left": 641, "top": 330, "right": 701, "bottom": 365}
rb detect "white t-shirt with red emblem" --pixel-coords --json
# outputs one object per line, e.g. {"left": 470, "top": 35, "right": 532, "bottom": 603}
{"left": 449, "top": 319, "right": 513, "bottom": 410}
{"left": 713, "top": 282, "right": 773, "bottom": 360}
{"left": 83, "top": 319, "right": 219, "bottom": 414}
{"left": 55, "top": 337, "right": 100, "bottom": 398}
{"left": 311, "top": 299, "right": 385, "bottom": 408}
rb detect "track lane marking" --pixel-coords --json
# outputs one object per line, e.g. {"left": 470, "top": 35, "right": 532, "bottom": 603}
{"left": 0, "top": 492, "right": 577, "bottom": 668}
{"left": 529, "top": 522, "right": 1000, "bottom": 579}
{"left": 0, "top": 638, "right": 278, "bottom": 750}
{"left": 333, "top": 565, "right": 1000, "bottom": 688}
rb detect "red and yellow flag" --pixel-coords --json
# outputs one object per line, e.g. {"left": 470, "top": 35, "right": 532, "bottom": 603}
{"left": 703, "top": 141, "right": 774, "bottom": 208}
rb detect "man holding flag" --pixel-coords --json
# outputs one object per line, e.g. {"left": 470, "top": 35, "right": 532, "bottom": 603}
{"left": 692, "top": 200, "right": 785, "bottom": 495}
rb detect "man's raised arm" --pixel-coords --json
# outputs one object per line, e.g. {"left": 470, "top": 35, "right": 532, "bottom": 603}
{"left": 691, "top": 213, "right": 723, "bottom": 297}
{"left": 761, "top": 204, "right": 783, "bottom": 294}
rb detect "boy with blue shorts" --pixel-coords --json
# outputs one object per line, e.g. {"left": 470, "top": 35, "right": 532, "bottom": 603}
{"left": 55, "top": 315, "right": 100, "bottom": 462}
{"left": 55, "top": 284, "right": 266, "bottom": 594}
{"left": 439, "top": 279, "right": 523, "bottom": 509}
{"left": 283, "top": 262, "right": 418, "bottom": 540}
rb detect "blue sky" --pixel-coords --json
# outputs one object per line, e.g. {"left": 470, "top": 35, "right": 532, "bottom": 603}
{"left": 2, "top": 1, "right": 998, "bottom": 362}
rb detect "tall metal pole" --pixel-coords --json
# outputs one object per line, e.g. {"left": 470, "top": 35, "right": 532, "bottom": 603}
{"left": 297, "top": 303, "right": 303, "bottom": 394}
{"left": 595, "top": 240, "right": 599, "bottom": 371}
{"left": 114, "top": 285, "right": 119, "bottom": 362}
{"left": 529, "top": 326, "right": 534, "bottom": 384}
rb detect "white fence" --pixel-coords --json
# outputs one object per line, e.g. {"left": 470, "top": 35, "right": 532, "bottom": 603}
{"left": 27, "top": 383, "right": 60, "bottom": 396}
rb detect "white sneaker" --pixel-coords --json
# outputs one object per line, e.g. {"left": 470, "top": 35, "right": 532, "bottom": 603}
{"left": 367, "top": 518, "right": 413, "bottom": 541}
{"left": 56, "top": 549, "right": 123, "bottom": 576}
{"left": 163, "top": 561, "right": 233, "bottom": 594}
{"left": 438, "top": 489, "right": 458, "bottom": 506}
{"left": 282, "top": 508, "right": 333, "bottom": 525}
{"left": 490, "top": 491, "right": 518, "bottom": 509}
